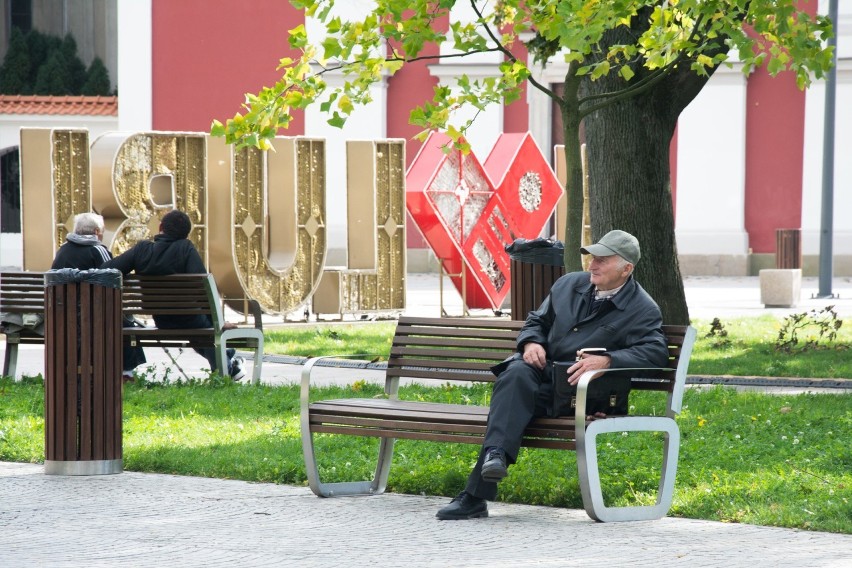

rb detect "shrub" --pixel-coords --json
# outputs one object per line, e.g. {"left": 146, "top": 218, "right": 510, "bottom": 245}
{"left": 0, "top": 27, "right": 31, "bottom": 93}
{"left": 0, "top": 27, "right": 111, "bottom": 96}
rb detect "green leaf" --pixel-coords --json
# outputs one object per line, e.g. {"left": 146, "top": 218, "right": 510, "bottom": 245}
{"left": 328, "top": 112, "right": 346, "bottom": 129}
{"left": 338, "top": 94, "right": 354, "bottom": 114}
{"left": 209, "top": 120, "right": 226, "bottom": 137}
{"left": 288, "top": 25, "right": 307, "bottom": 49}
{"left": 590, "top": 60, "right": 610, "bottom": 80}
{"left": 322, "top": 36, "right": 341, "bottom": 60}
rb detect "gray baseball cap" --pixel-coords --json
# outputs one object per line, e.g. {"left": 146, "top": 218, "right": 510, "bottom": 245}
{"left": 580, "top": 230, "right": 640, "bottom": 265}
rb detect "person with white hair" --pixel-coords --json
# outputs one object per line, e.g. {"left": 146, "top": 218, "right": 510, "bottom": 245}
{"left": 51, "top": 213, "right": 111, "bottom": 269}
{"left": 51, "top": 212, "right": 146, "bottom": 380}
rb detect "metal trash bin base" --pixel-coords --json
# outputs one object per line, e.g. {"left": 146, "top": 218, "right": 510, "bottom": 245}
{"left": 45, "top": 459, "right": 122, "bottom": 476}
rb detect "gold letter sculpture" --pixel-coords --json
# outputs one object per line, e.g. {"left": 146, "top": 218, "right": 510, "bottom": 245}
{"left": 311, "top": 140, "right": 406, "bottom": 317}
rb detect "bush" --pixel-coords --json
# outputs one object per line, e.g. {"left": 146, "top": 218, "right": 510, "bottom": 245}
{"left": 82, "top": 57, "right": 112, "bottom": 96}
{"left": 0, "top": 27, "right": 112, "bottom": 96}
{"left": 0, "top": 27, "right": 31, "bottom": 93}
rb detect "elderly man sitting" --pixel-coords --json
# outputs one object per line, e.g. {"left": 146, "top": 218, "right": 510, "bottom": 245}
{"left": 436, "top": 230, "right": 670, "bottom": 520}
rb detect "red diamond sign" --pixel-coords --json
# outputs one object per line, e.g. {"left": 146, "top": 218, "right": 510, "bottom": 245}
{"left": 407, "top": 132, "right": 563, "bottom": 309}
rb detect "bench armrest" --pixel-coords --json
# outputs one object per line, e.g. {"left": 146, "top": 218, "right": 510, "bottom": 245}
{"left": 300, "top": 354, "right": 389, "bottom": 407}
{"left": 574, "top": 367, "right": 676, "bottom": 423}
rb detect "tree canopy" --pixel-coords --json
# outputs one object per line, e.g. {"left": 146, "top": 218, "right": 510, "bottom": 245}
{"left": 212, "top": 0, "right": 833, "bottom": 322}
{"left": 213, "top": 1, "right": 831, "bottom": 149}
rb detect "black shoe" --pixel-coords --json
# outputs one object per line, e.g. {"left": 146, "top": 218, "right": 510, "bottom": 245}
{"left": 436, "top": 492, "right": 488, "bottom": 520}
{"left": 481, "top": 447, "right": 508, "bottom": 482}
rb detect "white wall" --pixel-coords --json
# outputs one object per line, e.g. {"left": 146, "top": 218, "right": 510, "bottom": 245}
{"left": 116, "top": 0, "right": 152, "bottom": 131}
{"left": 675, "top": 64, "right": 749, "bottom": 260}
{"left": 801, "top": 3, "right": 852, "bottom": 259}
{"left": 801, "top": 59, "right": 852, "bottom": 256}
{"left": 304, "top": 2, "right": 387, "bottom": 265}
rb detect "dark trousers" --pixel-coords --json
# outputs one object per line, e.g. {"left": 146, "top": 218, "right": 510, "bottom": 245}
{"left": 197, "top": 346, "right": 235, "bottom": 373}
{"left": 122, "top": 342, "right": 147, "bottom": 373}
{"left": 465, "top": 359, "right": 554, "bottom": 500}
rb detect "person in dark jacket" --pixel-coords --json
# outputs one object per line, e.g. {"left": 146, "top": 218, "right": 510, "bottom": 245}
{"left": 102, "top": 209, "right": 245, "bottom": 380}
{"left": 51, "top": 212, "right": 147, "bottom": 379}
{"left": 51, "top": 213, "right": 112, "bottom": 270}
{"left": 436, "top": 230, "right": 670, "bottom": 520}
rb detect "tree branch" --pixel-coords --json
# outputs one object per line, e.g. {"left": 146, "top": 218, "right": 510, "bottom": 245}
{"left": 576, "top": 12, "right": 708, "bottom": 117}
{"left": 467, "top": 1, "right": 562, "bottom": 109}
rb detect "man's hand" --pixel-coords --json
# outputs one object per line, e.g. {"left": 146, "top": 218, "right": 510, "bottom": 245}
{"left": 521, "top": 342, "right": 547, "bottom": 369}
{"left": 564, "top": 353, "right": 611, "bottom": 385}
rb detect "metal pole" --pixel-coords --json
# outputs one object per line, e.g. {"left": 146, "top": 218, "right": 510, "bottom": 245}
{"left": 816, "top": 0, "right": 838, "bottom": 298}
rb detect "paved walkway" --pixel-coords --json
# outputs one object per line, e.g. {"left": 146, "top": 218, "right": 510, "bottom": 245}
{"left": 1, "top": 461, "right": 850, "bottom": 568}
{"left": 1, "top": 274, "right": 851, "bottom": 566}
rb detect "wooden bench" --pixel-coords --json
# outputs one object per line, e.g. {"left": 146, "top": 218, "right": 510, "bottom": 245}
{"left": 300, "top": 315, "right": 696, "bottom": 522}
{"left": 0, "top": 272, "right": 46, "bottom": 379}
{"left": 1, "top": 271, "right": 264, "bottom": 383}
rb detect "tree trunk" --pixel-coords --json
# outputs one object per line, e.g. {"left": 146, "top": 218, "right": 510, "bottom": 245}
{"left": 581, "top": 90, "right": 689, "bottom": 324}
{"left": 575, "top": 9, "right": 724, "bottom": 325}
{"left": 560, "top": 65, "right": 585, "bottom": 272}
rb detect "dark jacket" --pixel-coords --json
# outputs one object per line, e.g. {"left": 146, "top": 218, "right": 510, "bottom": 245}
{"left": 102, "top": 235, "right": 208, "bottom": 329}
{"left": 101, "top": 235, "right": 206, "bottom": 276}
{"left": 51, "top": 234, "right": 112, "bottom": 270}
{"left": 494, "top": 271, "right": 669, "bottom": 373}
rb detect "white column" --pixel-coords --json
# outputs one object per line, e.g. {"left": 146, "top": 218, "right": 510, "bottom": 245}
{"left": 305, "top": 3, "right": 387, "bottom": 265}
{"left": 675, "top": 63, "right": 749, "bottom": 268}
{"left": 426, "top": 2, "right": 504, "bottom": 158}
{"left": 117, "top": 0, "right": 152, "bottom": 131}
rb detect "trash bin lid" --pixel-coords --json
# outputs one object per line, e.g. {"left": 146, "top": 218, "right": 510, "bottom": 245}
{"left": 505, "top": 238, "right": 565, "bottom": 266}
{"left": 45, "top": 268, "right": 123, "bottom": 289}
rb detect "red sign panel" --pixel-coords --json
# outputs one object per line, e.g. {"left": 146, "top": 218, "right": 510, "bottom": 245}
{"left": 407, "top": 132, "right": 563, "bottom": 309}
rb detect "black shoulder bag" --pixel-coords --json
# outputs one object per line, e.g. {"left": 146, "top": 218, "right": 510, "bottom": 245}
{"left": 551, "top": 361, "right": 632, "bottom": 417}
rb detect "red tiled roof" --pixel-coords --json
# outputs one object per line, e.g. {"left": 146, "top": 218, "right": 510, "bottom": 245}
{"left": 0, "top": 95, "right": 118, "bottom": 116}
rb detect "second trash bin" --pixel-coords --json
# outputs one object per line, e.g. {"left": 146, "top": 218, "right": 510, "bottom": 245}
{"left": 506, "top": 238, "right": 566, "bottom": 321}
{"left": 44, "top": 268, "right": 123, "bottom": 475}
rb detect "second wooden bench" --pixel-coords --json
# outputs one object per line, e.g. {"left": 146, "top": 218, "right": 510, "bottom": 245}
{"left": 0, "top": 271, "right": 264, "bottom": 383}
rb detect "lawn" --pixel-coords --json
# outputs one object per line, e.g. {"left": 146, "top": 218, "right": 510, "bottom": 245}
{"left": 0, "top": 376, "right": 849, "bottom": 534}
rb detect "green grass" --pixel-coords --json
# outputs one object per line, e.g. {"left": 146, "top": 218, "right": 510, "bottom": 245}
{"left": 1, "top": 376, "right": 849, "bottom": 533}
{"left": 263, "top": 316, "right": 851, "bottom": 379}
{"left": 264, "top": 323, "right": 396, "bottom": 359}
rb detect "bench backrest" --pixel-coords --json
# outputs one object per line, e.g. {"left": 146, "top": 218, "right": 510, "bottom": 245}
{"left": 388, "top": 316, "right": 524, "bottom": 384}
{"left": 388, "top": 315, "right": 696, "bottom": 413}
{"left": 0, "top": 272, "right": 45, "bottom": 316}
{"left": 1, "top": 271, "right": 225, "bottom": 331}
{"left": 122, "top": 273, "right": 224, "bottom": 329}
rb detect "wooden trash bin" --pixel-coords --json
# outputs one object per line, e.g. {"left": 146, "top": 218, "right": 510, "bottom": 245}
{"left": 44, "top": 269, "right": 123, "bottom": 475}
{"left": 507, "top": 239, "right": 566, "bottom": 321}
{"left": 776, "top": 229, "right": 802, "bottom": 269}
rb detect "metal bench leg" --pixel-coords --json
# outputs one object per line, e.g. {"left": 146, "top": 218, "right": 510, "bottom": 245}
{"left": 301, "top": 427, "right": 396, "bottom": 497}
{"left": 249, "top": 341, "right": 263, "bottom": 384}
{"left": 3, "top": 340, "right": 19, "bottom": 379}
{"left": 576, "top": 416, "right": 680, "bottom": 522}
{"left": 219, "top": 329, "right": 264, "bottom": 384}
